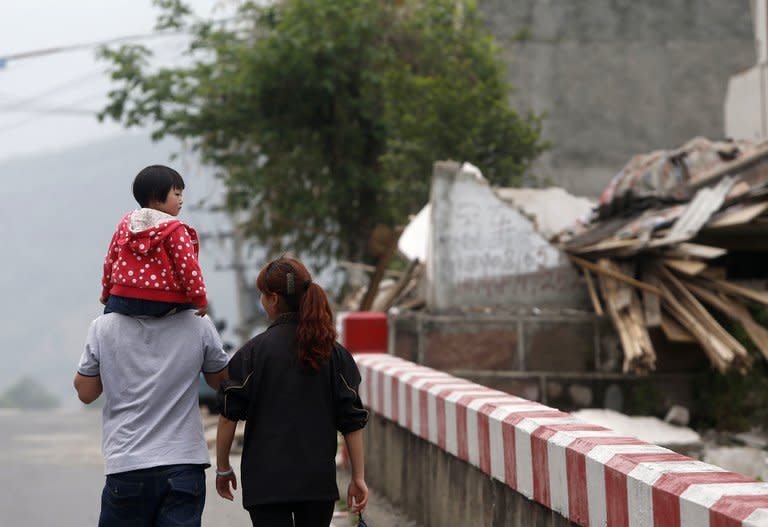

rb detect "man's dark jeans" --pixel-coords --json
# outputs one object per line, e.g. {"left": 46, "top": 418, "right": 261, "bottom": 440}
{"left": 98, "top": 464, "right": 206, "bottom": 527}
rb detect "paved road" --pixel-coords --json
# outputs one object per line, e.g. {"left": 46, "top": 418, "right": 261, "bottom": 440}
{"left": 0, "top": 409, "right": 419, "bottom": 526}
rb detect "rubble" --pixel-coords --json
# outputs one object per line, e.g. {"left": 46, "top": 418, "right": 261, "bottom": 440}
{"left": 562, "top": 137, "right": 768, "bottom": 374}
{"left": 573, "top": 408, "right": 702, "bottom": 453}
{"left": 339, "top": 163, "right": 595, "bottom": 313}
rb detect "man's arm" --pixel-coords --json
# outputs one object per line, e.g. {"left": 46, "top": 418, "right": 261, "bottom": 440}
{"left": 73, "top": 373, "right": 102, "bottom": 404}
{"left": 203, "top": 368, "right": 228, "bottom": 391}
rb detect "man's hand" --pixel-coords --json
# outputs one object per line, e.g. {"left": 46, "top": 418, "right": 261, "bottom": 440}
{"left": 196, "top": 304, "right": 209, "bottom": 317}
{"left": 74, "top": 373, "right": 103, "bottom": 404}
{"left": 215, "top": 470, "right": 237, "bottom": 501}
{"left": 347, "top": 477, "right": 368, "bottom": 513}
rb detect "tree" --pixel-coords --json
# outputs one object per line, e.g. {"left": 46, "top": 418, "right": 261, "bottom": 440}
{"left": 99, "top": 0, "right": 546, "bottom": 262}
{"left": 0, "top": 376, "right": 60, "bottom": 410}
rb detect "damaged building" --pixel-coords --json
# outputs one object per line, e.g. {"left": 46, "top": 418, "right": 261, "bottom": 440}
{"left": 362, "top": 137, "right": 768, "bottom": 415}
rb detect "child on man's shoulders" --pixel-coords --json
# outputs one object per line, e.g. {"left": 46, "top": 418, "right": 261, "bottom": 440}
{"left": 100, "top": 165, "right": 209, "bottom": 318}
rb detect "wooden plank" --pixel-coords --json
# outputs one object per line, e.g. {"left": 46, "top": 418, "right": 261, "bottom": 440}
{"left": 660, "top": 267, "right": 747, "bottom": 355}
{"left": 685, "top": 281, "right": 768, "bottom": 362}
{"left": 657, "top": 281, "right": 733, "bottom": 373}
{"left": 568, "top": 255, "right": 662, "bottom": 295}
{"left": 686, "top": 142, "right": 768, "bottom": 191}
{"left": 337, "top": 260, "right": 404, "bottom": 278}
{"left": 699, "top": 266, "right": 727, "bottom": 281}
{"left": 706, "top": 278, "right": 768, "bottom": 306}
{"left": 613, "top": 261, "right": 635, "bottom": 310}
{"left": 663, "top": 243, "right": 726, "bottom": 260}
{"left": 597, "top": 272, "right": 638, "bottom": 371}
{"left": 706, "top": 201, "right": 768, "bottom": 229}
{"left": 582, "top": 269, "right": 604, "bottom": 316}
{"left": 359, "top": 227, "right": 404, "bottom": 311}
{"left": 662, "top": 258, "right": 707, "bottom": 276}
{"left": 376, "top": 259, "right": 419, "bottom": 311}
{"left": 398, "top": 296, "right": 425, "bottom": 310}
{"left": 642, "top": 272, "right": 662, "bottom": 327}
{"left": 569, "top": 238, "right": 643, "bottom": 255}
{"left": 649, "top": 176, "right": 736, "bottom": 247}
{"left": 660, "top": 310, "right": 696, "bottom": 343}
{"left": 659, "top": 266, "right": 751, "bottom": 370}
{"left": 597, "top": 262, "right": 655, "bottom": 373}
{"left": 625, "top": 291, "right": 656, "bottom": 373}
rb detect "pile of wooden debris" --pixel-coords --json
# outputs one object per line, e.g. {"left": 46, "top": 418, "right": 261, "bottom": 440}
{"left": 338, "top": 259, "right": 425, "bottom": 312}
{"left": 562, "top": 137, "right": 768, "bottom": 374}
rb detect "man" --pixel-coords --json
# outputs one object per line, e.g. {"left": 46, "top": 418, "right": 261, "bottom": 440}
{"left": 74, "top": 310, "right": 229, "bottom": 527}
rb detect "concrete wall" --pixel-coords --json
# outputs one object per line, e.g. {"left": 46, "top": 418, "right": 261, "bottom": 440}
{"left": 389, "top": 310, "right": 704, "bottom": 414}
{"left": 726, "top": 0, "right": 768, "bottom": 141}
{"left": 426, "top": 161, "right": 588, "bottom": 311}
{"left": 479, "top": 0, "right": 756, "bottom": 196}
{"left": 357, "top": 353, "right": 768, "bottom": 527}
{"left": 364, "top": 412, "right": 577, "bottom": 527}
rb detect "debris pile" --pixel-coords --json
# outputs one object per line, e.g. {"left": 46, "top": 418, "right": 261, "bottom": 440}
{"left": 563, "top": 137, "right": 768, "bottom": 374}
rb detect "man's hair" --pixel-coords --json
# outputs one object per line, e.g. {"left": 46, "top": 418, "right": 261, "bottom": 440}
{"left": 132, "top": 165, "right": 185, "bottom": 207}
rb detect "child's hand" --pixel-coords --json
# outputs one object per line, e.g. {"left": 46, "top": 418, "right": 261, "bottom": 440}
{"left": 99, "top": 296, "right": 108, "bottom": 305}
{"left": 196, "top": 305, "right": 209, "bottom": 317}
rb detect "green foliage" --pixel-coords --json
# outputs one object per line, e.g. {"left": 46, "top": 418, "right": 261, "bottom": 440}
{"left": 0, "top": 377, "right": 60, "bottom": 410}
{"left": 626, "top": 380, "right": 665, "bottom": 417}
{"left": 99, "top": 0, "right": 546, "bottom": 261}
{"left": 694, "top": 308, "right": 768, "bottom": 431}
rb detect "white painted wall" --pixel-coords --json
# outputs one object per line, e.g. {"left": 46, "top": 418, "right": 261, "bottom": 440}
{"left": 426, "top": 162, "right": 587, "bottom": 311}
{"left": 725, "top": 0, "right": 768, "bottom": 141}
{"left": 725, "top": 67, "right": 765, "bottom": 141}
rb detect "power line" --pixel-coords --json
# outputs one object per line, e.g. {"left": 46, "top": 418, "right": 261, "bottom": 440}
{"left": 0, "top": 29, "right": 186, "bottom": 65}
{"left": 0, "top": 70, "right": 103, "bottom": 112}
{"left": 0, "top": 16, "right": 239, "bottom": 66}
{"left": 0, "top": 92, "right": 103, "bottom": 135}
{"left": 0, "top": 104, "right": 98, "bottom": 116}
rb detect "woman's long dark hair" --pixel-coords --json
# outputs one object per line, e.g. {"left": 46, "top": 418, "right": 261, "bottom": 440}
{"left": 256, "top": 257, "right": 336, "bottom": 370}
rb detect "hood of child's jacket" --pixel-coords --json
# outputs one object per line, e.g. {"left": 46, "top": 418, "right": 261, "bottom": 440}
{"left": 117, "top": 208, "right": 182, "bottom": 255}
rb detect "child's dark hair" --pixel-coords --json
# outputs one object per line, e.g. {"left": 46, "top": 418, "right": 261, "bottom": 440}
{"left": 132, "top": 165, "right": 185, "bottom": 207}
{"left": 256, "top": 257, "right": 337, "bottom": 371}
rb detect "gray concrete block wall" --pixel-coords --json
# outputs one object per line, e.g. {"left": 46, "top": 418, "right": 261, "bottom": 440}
{"left": 478, "top": 0, "right": 756, "bottom": 195}
{"left": 364, "top": 413, "right": 578, "bottom": 527}
{"left": 389, "top": 311, "right": 700, "bottom": 413}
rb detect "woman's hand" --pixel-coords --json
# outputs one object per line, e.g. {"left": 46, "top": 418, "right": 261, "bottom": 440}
{"left": 347, "top": 477, "right": 368, "bottom": 513}
{"left": 216, "top": 469, "right": 238, "bottom": 501}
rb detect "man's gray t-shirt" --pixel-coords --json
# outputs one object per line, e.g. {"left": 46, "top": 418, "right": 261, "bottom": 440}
{"left": 78, "top": 311, "right": 229, "bottom": 475}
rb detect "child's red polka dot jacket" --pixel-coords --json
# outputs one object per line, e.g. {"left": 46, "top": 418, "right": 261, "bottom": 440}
{"left": 101, "top": 208, "right": 208, "bottom": 308}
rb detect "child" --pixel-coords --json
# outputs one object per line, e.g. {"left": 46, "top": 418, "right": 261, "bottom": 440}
{"left": 100, "top": 165, "right": 208, "bottom": 317}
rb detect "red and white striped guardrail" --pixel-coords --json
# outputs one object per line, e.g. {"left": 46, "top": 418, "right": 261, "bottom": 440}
{"left": 354, "top": 353, "right": 768, "bottom": 527}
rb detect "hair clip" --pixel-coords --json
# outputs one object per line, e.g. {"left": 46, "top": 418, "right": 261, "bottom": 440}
{"left": 286, "top": 272, "right": 295, "bottom": 295}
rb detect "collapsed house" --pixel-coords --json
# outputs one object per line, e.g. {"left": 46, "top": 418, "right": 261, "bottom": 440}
{"left": 562, "top": 136, "right": 768, "bottom": 375}
{"left": 345, "top": 145, "right": 768, "bottom": 412}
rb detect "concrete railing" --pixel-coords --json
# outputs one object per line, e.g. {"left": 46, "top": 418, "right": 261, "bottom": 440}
{"left": 355, "top": 353, "right": 768, "bottom": 527}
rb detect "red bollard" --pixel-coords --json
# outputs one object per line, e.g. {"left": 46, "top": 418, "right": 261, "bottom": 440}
{"left": 338, "top": 311, "right": 387, "bottom": 468}
{"left": 342, "top": 311, "right": 388, "bottom": 354}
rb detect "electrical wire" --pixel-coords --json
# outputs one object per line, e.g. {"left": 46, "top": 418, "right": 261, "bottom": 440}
{"left": 0, "top": 29, "right": 185, "bottom": 64}
{"left": 0, "top": 70, "right": 104, "bottom": 112}
{"left": 0, "top": 92, "right": 103, "bottom": 135}
{"left": 0, "top": 15, "right": 238, "bottom": 65}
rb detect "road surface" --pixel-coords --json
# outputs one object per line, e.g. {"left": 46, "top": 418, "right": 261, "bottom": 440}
{"left": 0, "top": 408, "right": 418, "bottom": 526}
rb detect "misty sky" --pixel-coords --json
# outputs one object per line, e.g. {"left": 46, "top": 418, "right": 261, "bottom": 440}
{"left": 0, "top": 0, "right": 230, "bottom": 160}
{"left": 0, "top": 1, "right": 249, "bottom": 405}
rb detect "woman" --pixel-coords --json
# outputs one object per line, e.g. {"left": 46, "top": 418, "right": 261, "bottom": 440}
{"left": 215, "top": 256, "right": 369, "bottom": 526}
